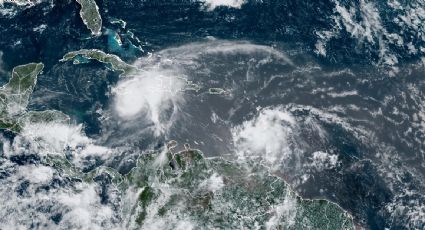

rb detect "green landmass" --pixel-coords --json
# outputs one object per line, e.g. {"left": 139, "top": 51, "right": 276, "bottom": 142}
{"left": 75, "top": 0, "right": 102, "bottom": 35}
{"left": 19, "top": 110, "right": 69, "bottom": 124}
{"left": 60, "top": 49, "right": 136, "bottom": 75}
{"left": 121, "top": 147, "right": 355, "bottom": 229}
{"left": 0, "top": 63, "right": 69, "bottom": 132}
{"left": 35, "top": 134, "right": 355, "bottom": 230}
{"left": 0, "top": 63, "right": 43, "bottom": 131}
{"left": 43, "top": 145, "right": 354, "bottom": 229}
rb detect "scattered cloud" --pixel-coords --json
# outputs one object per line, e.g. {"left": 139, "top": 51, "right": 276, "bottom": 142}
{"left": 310, "top": 151, "right": 339, "bottom": 170}
{"left": 315, "top": 0, "right": 425, "bottom": 72}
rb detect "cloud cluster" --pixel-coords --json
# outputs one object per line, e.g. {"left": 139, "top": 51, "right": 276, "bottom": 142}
{"left": 0, "top": 161, "right": 119, "bottom": 230}
{"left": 232, "top": 107, "right": 297, "bottom": 168}
{"left": 112, "top": 69, "right": 185, "bottom": 137}
{"left": 202, "top": 0, "right": 245, "bottom": 11}
{"left": 3, "top": 121, "right": 113, "bottom": 166}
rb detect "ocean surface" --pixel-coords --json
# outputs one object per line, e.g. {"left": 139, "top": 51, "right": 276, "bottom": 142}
{"left": 0, "top": 0, "right": 425, "bottom": 229}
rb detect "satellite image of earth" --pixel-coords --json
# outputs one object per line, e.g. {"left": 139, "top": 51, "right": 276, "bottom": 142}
{"left": 0, "top": 0, "right": 424, "bottom": 229}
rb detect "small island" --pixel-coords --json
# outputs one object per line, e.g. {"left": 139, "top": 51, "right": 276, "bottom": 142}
{"left": 208, "top": 87, "right": 226, "bottom": 95}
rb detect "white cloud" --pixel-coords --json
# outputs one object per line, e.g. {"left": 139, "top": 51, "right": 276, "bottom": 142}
{"left": 336, "top": 0, "right": 399, "bottom": 66}
{"left": 0, "top": 161, "right": 119, "bottom": 230}
{"left": 0, "top": 51, "right": 6, "bottom": 76}
{"left": 265, "top": 193, "right": 298, "bottom": 229}
{"left": 20, "top": 122, "right": 91, "bottom": 154}
{"left": 385, "top": 187, "right": 425, "bottom": 229}
{"left": 79, "top": 144, "right": 111, "bottom": 158}
{"left": 314, "top": 0, "right": 418, "bottom": 70}
{"left": 203, "top": 0, "right": 245, "bottom": 11}
{"left": 112, "top": 69, "right": 185, "bottom": 136}
{"left": 1, "top": 0, "right": 35, "bottom": 6}
{"left": 18, "top": 165, "right": 54, "bottom": 184}
{"left": 0, "top": 0, "right": 44, "bottom": 17}
{"left": 33, "top": 24, "right": 47, "bottom": 33}
{"left": 135, "top": 183, "right": 196, "bottom": 230}
{"left": 57, "top": 184, "right": 115, "bottom": 230}
{"left": 200, "top": 173, "right": 225, "bottom": 193}
{"left": 4, "top": 121, "right": 113, "bottom": 165}
{"left": 316, "top": 0, "right": 425, "bottom": 71}
{"left": 310, "top": 151, "right": 339, "bottom": 170}
{"left": 232, "top": 107, "right": 297, "bottom": 167}
{"left": 156, "top": 40, "right": 293, "bottom": 66}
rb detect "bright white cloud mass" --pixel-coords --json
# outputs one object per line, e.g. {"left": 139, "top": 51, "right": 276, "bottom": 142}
{"left": 203, "top": 0, "right": 245, "bottom": 11}
{"left": 112, "top": 69, "right": 185, "bottom": 136}
{"left": 232, "top": 107, "right": 297, "bottom": 167}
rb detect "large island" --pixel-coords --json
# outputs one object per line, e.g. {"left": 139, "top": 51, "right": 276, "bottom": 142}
{"left": 60, "top": 49, "right": 136, "bottom": 75}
